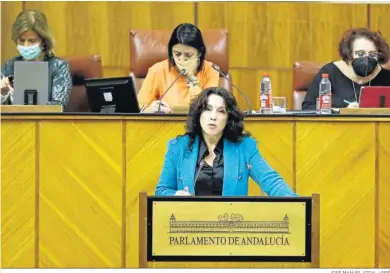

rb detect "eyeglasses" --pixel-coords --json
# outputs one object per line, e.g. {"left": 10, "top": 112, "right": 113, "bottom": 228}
{"left": 354, "top": 50, "right": 381, "bottom": 60}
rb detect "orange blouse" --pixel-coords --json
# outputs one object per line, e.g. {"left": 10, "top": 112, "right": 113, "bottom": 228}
{"left": 137, "top": 59, "right": 219, "bottom": 107}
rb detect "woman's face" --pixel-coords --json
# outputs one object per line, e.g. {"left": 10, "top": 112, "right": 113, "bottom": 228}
{"left": 352, "top": 37, "right": 379, "bottom": 61}
{"left": 200, "top": 94, "right": 228, "bottom": 139}
{"left": 16, "top": 30, "right": 44, "bottom": 61}
{"left": 172, "top": 44, "right": 199, "bottom": 63}
{"left": 172, "top": 44, "right": 200, "bottom": 74}
{"left": 350, "top": 37, "right": 380, "bottom": 77}
{"left": 18, "top": 30, "right": 42, "bottom": 48}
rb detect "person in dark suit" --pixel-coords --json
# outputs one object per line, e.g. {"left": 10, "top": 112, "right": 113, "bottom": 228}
{"left": 155, "top": 87, "right": 297, "bottom": 197}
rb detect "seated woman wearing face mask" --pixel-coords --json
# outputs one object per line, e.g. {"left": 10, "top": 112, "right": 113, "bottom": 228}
{"left": 302, "top": 28, "right": 390, "bottom": 109}
{"left": 137, "top": 23, "right": 220, "bottom": 113}
{"left": 1, "top": 10, "right": 72, "bottom": 106}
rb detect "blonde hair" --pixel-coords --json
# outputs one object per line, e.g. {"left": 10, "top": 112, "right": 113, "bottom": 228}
{"left": 11, "top": 10, "right": 55, "bottom": 57}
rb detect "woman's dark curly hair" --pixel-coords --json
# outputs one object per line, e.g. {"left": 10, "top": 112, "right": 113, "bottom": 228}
{"left": 183, "top": 87, "right": 251, "bottom": 150}
{"left": 339, "top": 28, "right": 389, "bottom": 64}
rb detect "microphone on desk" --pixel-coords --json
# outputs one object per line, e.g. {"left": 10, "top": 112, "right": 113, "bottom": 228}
{"left": 155, "top": 69, "right": 186, "bottom": 114}
{"left": 211, "top": 64, "right": 253, "bottom": 115}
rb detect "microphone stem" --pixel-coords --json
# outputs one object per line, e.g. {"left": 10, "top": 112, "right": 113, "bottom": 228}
{"left": 157, "top": 72, "right": 183, "bottom": 113}
{"left": 221, "top": 71, "right": 252, "bottom": 114}
{"left": 212, "top": 64, "right": 252, "bottom": 114}
{"left": 232, "top": 82, "right": 252, "bottom": 114}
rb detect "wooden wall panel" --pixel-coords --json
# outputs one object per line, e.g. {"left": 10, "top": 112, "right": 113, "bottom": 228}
{"left": 296, "top": 122, "right": 376, "bottom": 268}
{"left": 229, "top": 69, "right": 293, "bottom": 112}
{"left": 378, "top": 122, "right": 390, "bottom": 268}
{"left": 22, "top": 1, "right": 194, "bottom": 76}
{"left": 1, "top": 1, "right": 22, "bottom": 62}
{"left": 104, "top": 1, "right": 194, "bottom": 69}
{"left": 1, "top": 121, "right": 36, "bottom": 268}
{"left": 4, "top": 2, "right": 388, "bottom": 110}
{"left": 38, "top": 121, "right": 123, "bottom": 267}
{"left": 369, "top": 4, "right": 390, "bottom": 45}
{"left": 199, "top": 2, "right": 309, "bottom": 68}
{"left": 308, "top": 4, "right": 369, "bottom": 63}
{"left": 245, "top": 121, "right": 295, "bottom": 194}
{"left": 198, "top": 2, "right": 368, "bottom": 109}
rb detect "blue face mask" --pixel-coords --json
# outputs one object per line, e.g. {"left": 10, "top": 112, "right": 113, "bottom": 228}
{"left": 17, "top": 44, "right": 42, "bottom": 60}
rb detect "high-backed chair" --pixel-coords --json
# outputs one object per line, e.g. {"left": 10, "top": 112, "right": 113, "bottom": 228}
{"left": 129, "top": 29, "right": 231, "bottom": 93}
{"left": 293, "top": 61, "right": 325, "bottom": 110}
{"left": 63, "top": 55, "right": 103, "bottom": 112}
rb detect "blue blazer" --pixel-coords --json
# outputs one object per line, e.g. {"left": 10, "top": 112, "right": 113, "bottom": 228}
{"left": 155, "top": 135, "right": 297, "bottom": 197}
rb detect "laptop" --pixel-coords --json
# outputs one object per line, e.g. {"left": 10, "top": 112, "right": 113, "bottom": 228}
{"left": 13, "top": 61, "right": 51, "bottom": 105}
{"left": 359, "top": 86, "right": 390, "bottom": 108}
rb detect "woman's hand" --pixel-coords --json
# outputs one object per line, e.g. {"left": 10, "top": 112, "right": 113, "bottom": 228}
{"left": 347, "top": 102, "right": 359, "bottom": 108}
{"left": 175, "top": 186, "right": 192, "bottom": 196}
{"left": 1, "top": 77, "right": 12, "bottom": 95}
{"left": 142, "top": 100, "right": 171, "bottom": 113}
{"left": 176, "top": 58, "right": 199, "bottom": 77}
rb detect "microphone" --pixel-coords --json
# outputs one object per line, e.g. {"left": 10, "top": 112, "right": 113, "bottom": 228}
{"left": 193, "top": 159, "right": 205, "bottom": 196}
{"left": 155, "top": 69, "right": 186, "bottom": 113}
{"left": 212, "top": 64, "right": 253, "bottom": 115}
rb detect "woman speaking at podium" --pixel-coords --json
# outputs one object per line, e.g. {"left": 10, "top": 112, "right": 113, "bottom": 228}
{"left": 155, "top": 87, "right": 297, "bottom": 197}
{"left": 1, "top": 10, "right": 72, "bottom": 107}
{"left": 138, "top": 23, "right": 219, "bottom": 113}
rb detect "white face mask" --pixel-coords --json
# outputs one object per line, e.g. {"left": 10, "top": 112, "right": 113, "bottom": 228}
{"left": 174, "top": 56, "right": 200, "bottom": 75}
{"left": 17, "top": 43, "right": 42, "bottom": 60}
{"left": 172, "top": 44, "right": 200, "bottom": 72}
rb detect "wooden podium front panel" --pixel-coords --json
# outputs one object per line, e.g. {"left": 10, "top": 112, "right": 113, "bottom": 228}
{"left": 246, "top": 122, "right": 295, "bottom": 194}
{"left": 1, "top": 121, "right": 36, "bottom": 268}
{"left": 125, "top": 120, "right": 184, "bottom": 268}
{"left": 38, "top": 120, "right": 123, "bottom": 267}
{"left": 1, "top": 115, "right": 389, "bottom": 268}
{"left": 296, "top": 122, "right": 376, "bottom": 268}
{"left": 378, "top": 122, "right": 390, "bottom": 268}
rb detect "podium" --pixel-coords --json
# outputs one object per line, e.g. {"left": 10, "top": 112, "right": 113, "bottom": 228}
{"left": 139, "top": 193, "right": 320, "bottom": 268}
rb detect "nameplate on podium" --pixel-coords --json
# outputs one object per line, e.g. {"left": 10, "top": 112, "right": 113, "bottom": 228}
{"left": 146, "top": 196, "right": 312, "bottom": 262}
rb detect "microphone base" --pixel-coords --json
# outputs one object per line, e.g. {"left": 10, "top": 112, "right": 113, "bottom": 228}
{"left": 243, "top": 110, "right": 254, "bottom": 115}
{"left": 154, "top": 110, "right": 167, "bottom": 114}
